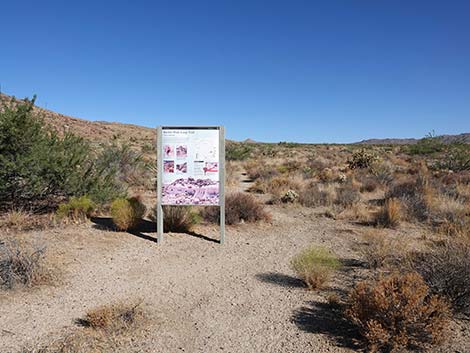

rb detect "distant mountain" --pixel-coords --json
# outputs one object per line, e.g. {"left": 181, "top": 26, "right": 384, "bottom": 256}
{"left": 355, "top": 133, "right": 470, "bottom": 145}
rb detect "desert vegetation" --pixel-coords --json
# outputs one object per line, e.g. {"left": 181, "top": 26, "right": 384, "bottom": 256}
{"left": 1, "top": 95, "right": 469, "bottom": 352}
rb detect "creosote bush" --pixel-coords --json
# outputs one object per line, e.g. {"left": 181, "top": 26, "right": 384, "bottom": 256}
{"left": 202, "top": 192, "right": 270, "bottom": 225}
{"left": 0, "top": 240, "right": 51, "bottom": 289}
{"left": 346, "top": 272, "right": 450, "bottom": 352}
{"left": 110, "top": 196, "right": 146, "bottom": 231}
{"left": 56, "top": 196, "right": 95, "bottom": 222}
{"left": 290, "top": 246, "right": 340, "bottom": 290}
{"left": 0, "top": 96, "right": 125, "bottom": 210}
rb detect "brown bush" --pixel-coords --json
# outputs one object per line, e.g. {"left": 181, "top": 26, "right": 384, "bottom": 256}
{"left": 374, "top": 198, "right": 402, "bottom": 228}
{"left": 346, "top": 272, "right": 450, "bottom": 352}
{"left": 0, "top": 240, "right": 52, "bottom": 289}
{"left": 411, "top": 240, "right": 470, "bottom": 317}
{"left": 359, "top": 177, "right": 380, "bottom": 193}
{"left": 334, "top": 185, "right": 360, "bottom": 207}
{"left": 299, "top": 183, "right": 335, "bottom": 207}
{"left": 202, "top": 192, "right": 270, "bottom": 225}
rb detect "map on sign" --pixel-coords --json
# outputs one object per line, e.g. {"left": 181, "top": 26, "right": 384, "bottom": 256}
{"left": 161, "top": 128, "right": 220, "bottom": 205}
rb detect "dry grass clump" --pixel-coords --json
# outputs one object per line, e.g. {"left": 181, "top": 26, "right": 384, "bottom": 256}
{"left": 56, "top": 196, "right": 95, "bottom": 223}
{"left": 152, "top": 205, "right": 198, "bottom": 233}
{"left": 411, "top": 240, "right": 470, "bottom": 317}
{"left": 202, "top": 192, "right": 270, "bottom": 225}
{"left": 0, "top": 240, "right": 52, "bottom": 289}
{"left": 22, "top": 301, "right": 148, "bottom": 353}
{"left": 374, "top": 197, "right": 402, "bottom": 228}
{"left": 1, "top": 209, "right": 29, "bottom": 229}
{"left": 290, "top": 245, "right": 340, "bottom": 290}
{"left": 360, "top": 229, "right": 404, "bottom": 269}
{"left": 346, "top": 272, "right": 450, "bottom": 352}
{"left": 110, "top": 196, "right": 146, "bottom": 231}
{"left": 81, "top": 301, "right": 146, "bottom": 333}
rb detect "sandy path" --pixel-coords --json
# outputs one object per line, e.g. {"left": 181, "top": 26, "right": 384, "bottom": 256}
{"left": 1, "top": 199, "right": 368, "bottom": 353}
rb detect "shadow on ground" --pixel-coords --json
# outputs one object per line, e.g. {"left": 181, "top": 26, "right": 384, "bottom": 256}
{"left": 292, "top": 301, "right": 361, "bottom": 350}
{"left": 90, "top": 217, "right": 219, "bottom": 244}
{"left": 255, "top": 272, "right": 306, "bottom": 288}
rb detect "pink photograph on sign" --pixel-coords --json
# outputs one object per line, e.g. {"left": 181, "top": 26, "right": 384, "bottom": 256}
{"left": 163, "top": 160, "right": 174, "bottom": 173}
{"left": 164, "top": 145, "right": 174, "bottom": 158}
{"left": 162, "top": 178, "right": 219, "bottom": 205}
{"left": 176, "top": 145, "right": 187, "bottom": 158}
{"left": 176, "top": 162, "right": 187, "bottom": 173}
{"left": 203, "top": 162, "right": 218, "bottom": 174}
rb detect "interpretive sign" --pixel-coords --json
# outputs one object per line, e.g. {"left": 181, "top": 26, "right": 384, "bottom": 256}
{"left": 156, "top": 126, "right": 225, "bottom": 244}
{"left": 161, "top": 128, "right": 220, "bottom": 205}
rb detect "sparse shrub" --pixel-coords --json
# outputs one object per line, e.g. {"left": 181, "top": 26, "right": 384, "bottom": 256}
{"left": 244, "top": 161, "right": 279, "bottom": 181}
{"left": 347, "top": 149, "right": 379, "bottom": 170}
{"left": 346, "top": 272, "right": 450, "bottom": 352}
{"left": 202, "top": 192, "right": 270, "bottom": 225}
{"left": 56, "top": 196, "right": 95, "bottom": 222}
{"left": 151, "top": 206, "right": 197, "bottom": 233}
{"left": 290, "top": 246, "right": 340, "bottom": 289}
{"left": 335, "top": 185, "right": 360, "bottom": 207}
{"left": 110, "top": 196, "right": 146, "bottom": 231}
{"left": 299, "top": 183, "right": 336, "bottom": 207}
{"left": 226, "top": 143, "right": 253, "bottom": 161}
{"left": 0, "top": 240, "right": 50, "bottom": 289}
{"left": 360, "top": 230, "right": 404, "bottom": 269}
{"left": 411, "top": 240, "right": 470, "bottom": 317}
{"left": 374, "top": 198, "right": 402, "bottom": 228}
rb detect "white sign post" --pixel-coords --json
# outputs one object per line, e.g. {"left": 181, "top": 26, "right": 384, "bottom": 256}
{"left": 156, "top": 126, "right": 225, "bottom": 244}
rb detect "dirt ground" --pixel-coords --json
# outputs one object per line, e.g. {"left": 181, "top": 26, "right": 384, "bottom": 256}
{"left": 1, "top": 177, "right": 469, "bottom": 352}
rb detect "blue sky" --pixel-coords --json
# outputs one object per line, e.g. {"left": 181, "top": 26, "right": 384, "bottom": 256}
{"left": 1, "top": 1, "right": 469, "bottom": 143}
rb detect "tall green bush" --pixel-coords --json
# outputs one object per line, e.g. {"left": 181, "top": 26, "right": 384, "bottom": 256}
{"left": 0, "top": 96, "right": 124, "bottom": 210}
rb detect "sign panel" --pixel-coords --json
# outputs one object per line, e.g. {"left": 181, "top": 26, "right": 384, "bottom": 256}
{"left": 161, "top": 128, "right": 220, "bottom": 205}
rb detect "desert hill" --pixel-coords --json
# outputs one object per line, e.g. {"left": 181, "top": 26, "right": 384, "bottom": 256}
{"left": 0, "top": 93, "right": 156, "bottom": 151}
{"left": 355, "top": 133, "right": 470, "bottom": 145}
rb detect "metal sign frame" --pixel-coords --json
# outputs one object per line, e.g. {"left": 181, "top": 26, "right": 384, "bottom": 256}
{"left": 156, "top": 126, "right": 225, "bottom": 244}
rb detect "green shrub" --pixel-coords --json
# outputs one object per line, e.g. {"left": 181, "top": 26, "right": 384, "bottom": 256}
{"left": 290, "top": 246, "right": 340, "bottom": 289}
{"left": 0, "top": 96, "right": 124, "bottom": 210}
{"left": 346, "top": 272, "right": 450, "bottom": 352}
{"left": 56, "top": 196, "right": 95, "bottom": 222}
{"left": 110, "top": 197, "right": 146, "bottom": 231}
